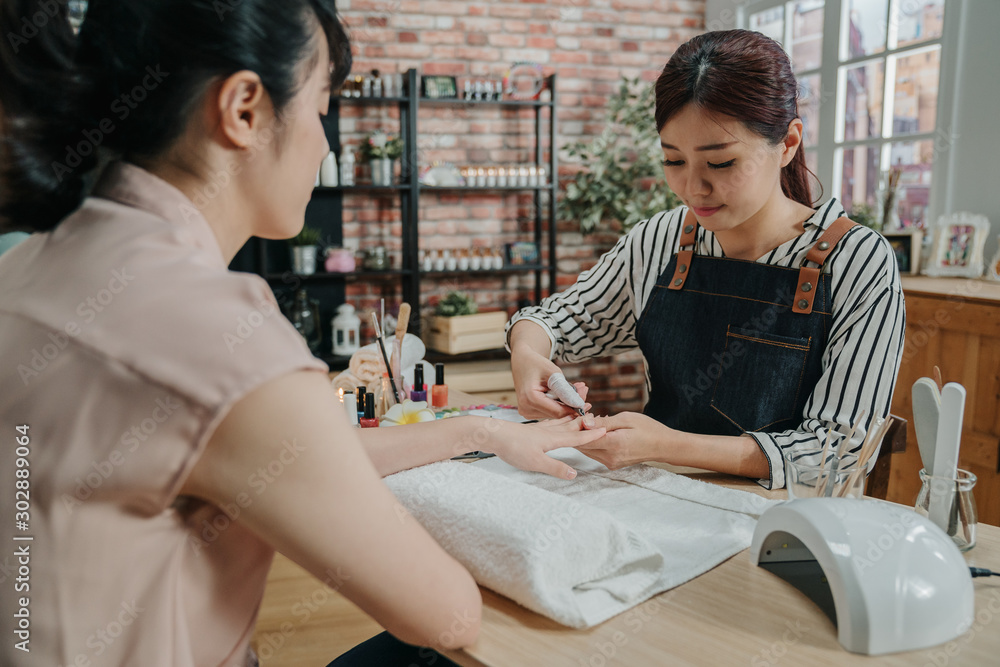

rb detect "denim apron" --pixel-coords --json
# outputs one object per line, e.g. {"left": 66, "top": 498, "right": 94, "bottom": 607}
{"left": 636, "top": 210, "right": 854, "bottom": 436}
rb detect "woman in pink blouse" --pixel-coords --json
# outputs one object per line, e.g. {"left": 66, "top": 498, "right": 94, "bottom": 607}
{"left": 0, "top": 2, "right": 602, "bottom": 666}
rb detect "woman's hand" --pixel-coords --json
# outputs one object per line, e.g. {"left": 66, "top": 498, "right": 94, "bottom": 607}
{"left": 576, "top": 412, "right": 676, "bottom": 470}
{"left": 510, "top": 345, "right": 591, "bottom": 419}
{"left": 486, "top": 416, "right": 605, "bottom": 480}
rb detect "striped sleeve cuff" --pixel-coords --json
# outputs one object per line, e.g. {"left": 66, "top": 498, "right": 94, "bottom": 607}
{"left": 746, "top": 431, "right": 785, "bottom": 490}
{"left": 504, "top": 312, "right": 559, "bottom": 361}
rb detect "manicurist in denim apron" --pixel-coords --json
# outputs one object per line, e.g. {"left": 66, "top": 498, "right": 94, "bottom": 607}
{"left": 508, "top": 30, "right": 905, "bottom": 488}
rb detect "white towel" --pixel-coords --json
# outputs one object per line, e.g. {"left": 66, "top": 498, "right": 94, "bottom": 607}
{"left": 385, "top": 448, "right": 781, "bottom": 629}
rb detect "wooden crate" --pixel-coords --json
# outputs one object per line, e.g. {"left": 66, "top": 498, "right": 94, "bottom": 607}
{"left": 427, "top": 311, "right": 508, "bottom": 354}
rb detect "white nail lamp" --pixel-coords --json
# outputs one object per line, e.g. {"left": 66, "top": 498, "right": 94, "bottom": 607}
{"left": 750, "top": 498, "right": 974, "bottom": 655}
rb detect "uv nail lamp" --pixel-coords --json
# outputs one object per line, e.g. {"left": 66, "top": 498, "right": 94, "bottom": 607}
{"left": 750, "top": 497, "right": 973, "bottom": 655}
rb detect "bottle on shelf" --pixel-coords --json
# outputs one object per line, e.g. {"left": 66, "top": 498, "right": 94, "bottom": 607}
{"left": 340, "top": 148, "right": 355, "bottom": 186}
{"left": 470, "top": 248, "right": 483, "bottom": 271}
{"left": 289, "top": 289, "right": 321, "bottom": 352}
{"left": 360, "top": 391, "right": 378, "bottom": 428}
{"left": 320, "top": 151, "right": 338, "bottom": 187}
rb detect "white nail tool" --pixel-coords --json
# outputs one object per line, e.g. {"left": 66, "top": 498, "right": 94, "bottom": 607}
{"left": 546, "top": 372, "right": 586, "bottom": 416}
{"left": 929, "top": 382, "right": 965, "bottom": 530}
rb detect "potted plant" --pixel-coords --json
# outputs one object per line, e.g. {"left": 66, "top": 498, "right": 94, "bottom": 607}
{"left": 560, "top": 77, "right": 681, "bottom": 234}
{"left": 287, "top": 225, "right": 322, "bottom": 275}
{"left": 360, "top": 130, "right": 403, "bottom": 186}
{"left": 427, "top": 291, "right": 507, "bottom": 354}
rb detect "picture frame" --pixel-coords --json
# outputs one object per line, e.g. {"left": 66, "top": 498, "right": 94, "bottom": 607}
{"left": 883, "top": 230, "right": 923, "bottom": 276}
{"left": 986, "top": 236, "right": 1000, "bottom": 282}
{"left": 922, "top": 212, "right": 990, "bottom": 278}
{"left": 421, "top": 75, "right": 458, "bottom": 99}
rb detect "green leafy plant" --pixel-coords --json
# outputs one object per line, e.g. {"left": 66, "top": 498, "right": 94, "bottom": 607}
{"left": 359, "top": 130, "right": 403, "bottom": 161}
{"left": 435, "top": 291, "right": 478, "bottom": 317}
{"left": 287, "top": 225, "right": 322, "bottom": 247}
{"left": 560, "top": 77, "right": 680, "bottom": 234}
{"left": 849, "top": 202, "right": 880, "bottom": 231}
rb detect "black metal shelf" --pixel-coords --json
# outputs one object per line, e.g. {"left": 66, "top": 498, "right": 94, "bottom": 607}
{"left": 419, "top": 96, "right": 552, "bottom": 108}
{"left": 313, "top": 185, "right": 409, "bottom": 193}
{"left": 235, "top": 69, "right": 558, "bottom": 345}
{"left": 317, "top": 352, "right": 353, "bottom": 370}
{"left": 420, "top": 184, "right": 555, "bottom": 193}
{"left": 334, "top": 95, "right": 409, "bottom": 104}
{"left": 420, "top": 265, "right": 546, "bottom": 277}
{"left": 266, "top": 269, "right": 411, "bottom": 284}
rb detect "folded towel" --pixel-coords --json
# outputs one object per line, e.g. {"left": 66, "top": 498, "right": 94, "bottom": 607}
{"left": 348, "top": 346, "right": 384, "bottom": 384}
{"left": 386, "top": 448, "right": 781, "bottom": 629}
{"left": 385, "top": 461, "right": 663, "bottom": 628}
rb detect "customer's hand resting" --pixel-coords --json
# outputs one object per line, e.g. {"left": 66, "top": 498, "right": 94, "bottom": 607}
{"left": 575, "top": 412, "right": 675, "bottom": 470}
{"left": 510, "top": 346, "right": 591, "bottom": 419}
{"left": 486, "top": 416, "right": 605, "bottom": 480}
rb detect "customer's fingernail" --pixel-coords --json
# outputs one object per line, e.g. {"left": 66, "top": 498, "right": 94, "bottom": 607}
{"left": 583, "top": 416, "right": 595, "bottom": 428}
{"left": 566, "top": 469, "right": 577, "bottom": 480}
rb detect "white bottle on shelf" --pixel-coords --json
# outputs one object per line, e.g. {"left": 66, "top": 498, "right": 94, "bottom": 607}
{"left": 340, "top": 149, "right": 355, "bottom": 186}
{"left": 320, "top": 151, "right": 338, "bottom": 187}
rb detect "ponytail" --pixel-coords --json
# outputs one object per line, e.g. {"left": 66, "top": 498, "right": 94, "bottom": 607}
{"left": 781, "top": 145, "right": 822, "bottom": 209}
{"left": 0, "top": 0, "right": 97, "bottom": 233}
{"left": 1, "top": 0, "right": 352, "bottom": 234}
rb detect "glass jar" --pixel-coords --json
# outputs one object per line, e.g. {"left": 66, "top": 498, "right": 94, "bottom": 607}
{"left": 288, "top": 289, "right": 321, "bottom": 352}
{"left": 363, "top": 246, "right": 389, "bottom": 271}
{"left": 915, "top": 468, "right": 977, "bottom": 552}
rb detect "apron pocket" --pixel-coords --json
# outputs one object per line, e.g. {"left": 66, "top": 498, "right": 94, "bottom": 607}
{"left": 710, "top": 326, "right": 811, "bottom": 433}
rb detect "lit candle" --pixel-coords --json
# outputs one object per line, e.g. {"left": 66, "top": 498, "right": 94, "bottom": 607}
{"left": 476, "top": 167, "right": 486, "bottom": 187}
{"left": 338, "top": 387, "right": 344, "bottom": 403}
{"left": 528, "top": 166, "right": 539, "bottom": 187}
{"left": 486, "top": 167, "right": 497, "bottom": 188}
{"left": 497, "top": 166, "right": 507, "bottom": 187}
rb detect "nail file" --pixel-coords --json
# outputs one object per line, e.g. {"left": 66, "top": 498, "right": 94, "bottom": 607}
{"left": 911, "top": 378, "right": 941, "bottom": 475}
{"left": 546, "top": 372, "right": 586, "bottom": 417}
{"left": 929, "top": 382, "right": 965, "bottom": 531}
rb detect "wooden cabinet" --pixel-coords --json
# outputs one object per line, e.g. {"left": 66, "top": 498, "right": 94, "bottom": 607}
{"left": 888, "top": 276, "right": 1000, "bottom": 525}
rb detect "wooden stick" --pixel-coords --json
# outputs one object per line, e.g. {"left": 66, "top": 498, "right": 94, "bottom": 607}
{"left": 815, "top": 429, "right": 834, "bottom": 493}
{"left": 392, "top": 303, "right": 411, "bottom": 402}
{"left": 933, "top": 365, "right": 944, "bottom": 391}
{"left": 840, "top": 416, "right": 895, "bottom": 496}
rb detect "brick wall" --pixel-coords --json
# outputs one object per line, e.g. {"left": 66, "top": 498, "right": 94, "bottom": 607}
{"left": 337, "top": 0, "right": 705, "bottom": 414}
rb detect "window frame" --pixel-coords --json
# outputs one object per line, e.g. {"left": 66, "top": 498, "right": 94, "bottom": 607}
{"left": 734, "top": 0, "right": 959, "bottom": 224}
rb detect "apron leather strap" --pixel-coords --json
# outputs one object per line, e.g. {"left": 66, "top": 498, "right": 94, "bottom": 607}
{"left": 792, "top": 216, "right": 856, "bottom": 314}
{"left": 667, "top": 209, "right": 699, "bottom": 291}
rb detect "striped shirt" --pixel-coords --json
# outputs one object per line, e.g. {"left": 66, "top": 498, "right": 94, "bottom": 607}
{"left": 508, "top": 199, "right": 906, "bottom": 489}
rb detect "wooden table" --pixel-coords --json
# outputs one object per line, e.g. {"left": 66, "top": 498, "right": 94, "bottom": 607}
{"left": 441, "top": 467, "right": 1000, "bottom": 667}
{"left": 255, "top": 386, "right": 1000, "bottom": 666}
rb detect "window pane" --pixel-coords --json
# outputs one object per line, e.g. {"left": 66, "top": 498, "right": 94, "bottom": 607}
{"left": 897, "top": 0, "right": 946, "bottom": 48}
{"left": 839, "top": 145, "right": 880, "bottom": 214}
{"left": 889, "top": 140, "right": 934, "bottom": 227}
{"left": 892, "top": 46, "right": 940, "bottom": 135}
{"left": 845, "top": 0, "right": 889, "bottom": 59}
{"left": 791, "top": 1, "right": 825, "bottom": 72}
{"left": 842, "top": 61, "right": 884, "bottom": 141}
{"left": 797, "top": 74, "right": 821, "bottom": 147}
{"left": 750, "top": 6, "right": 785, "bottom": 46}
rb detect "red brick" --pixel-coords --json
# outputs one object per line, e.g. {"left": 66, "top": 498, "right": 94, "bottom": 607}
{"left": 398, "top": 31, "right": 418, "bottom": 43}
{"left": 467, "top": 32, "right": 488, "bottom": 46}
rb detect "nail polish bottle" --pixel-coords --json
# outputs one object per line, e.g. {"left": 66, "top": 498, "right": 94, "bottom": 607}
{"left": 343, "top": 390, "right": 359, "bottom": 427}
{"left": 360, "top": 392, "right": 379, "bottom": 428}
{"left": 431, "top": 363, "right": 448, "bottom": 408}
{"left": 410, "top": 365, "right": 427, "bottom": 402}
{"left": 356, "top": 385, "right": 367, "bottom": 422}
